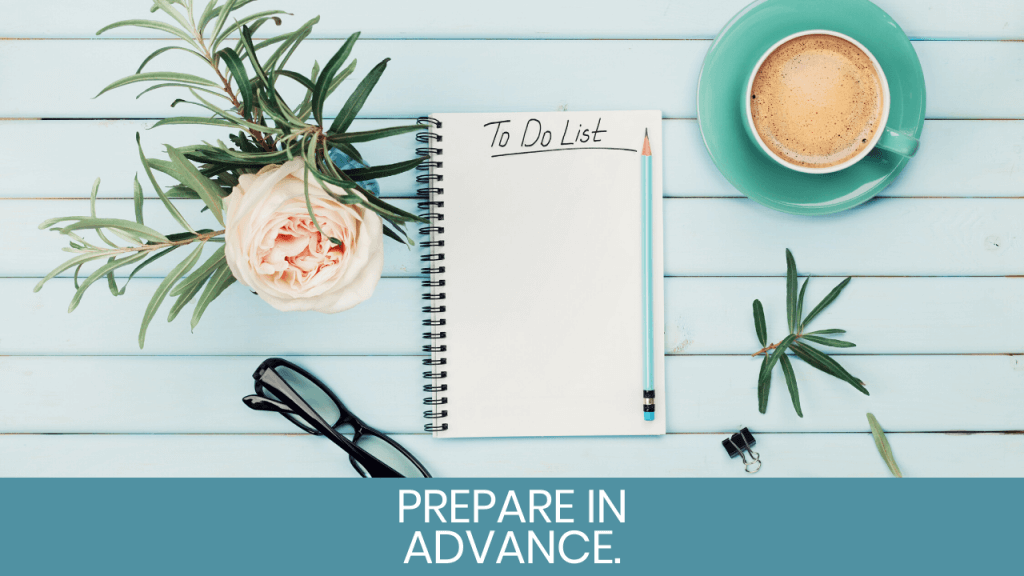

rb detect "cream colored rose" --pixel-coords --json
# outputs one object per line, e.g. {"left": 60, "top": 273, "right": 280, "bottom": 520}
{"left": 223, "top": 159, "right": 384, "bottom": 313}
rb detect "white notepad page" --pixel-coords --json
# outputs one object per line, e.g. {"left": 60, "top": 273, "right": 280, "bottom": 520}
{"left": 429, "top": 110, "right": 664, "bottom": 438}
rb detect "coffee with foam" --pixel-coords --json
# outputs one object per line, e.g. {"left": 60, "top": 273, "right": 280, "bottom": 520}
{"left": 750, "top": 34, "right": 884, "bottom": 169}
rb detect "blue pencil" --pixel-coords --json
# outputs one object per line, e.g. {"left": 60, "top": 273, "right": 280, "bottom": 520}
{"left": 641, "top": 129, "right": 655, "bottom": 421}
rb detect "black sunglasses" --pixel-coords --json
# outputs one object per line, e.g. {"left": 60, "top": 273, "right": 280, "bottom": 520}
{"left": 242, "top": 358, "right": 431, "bottom": 478}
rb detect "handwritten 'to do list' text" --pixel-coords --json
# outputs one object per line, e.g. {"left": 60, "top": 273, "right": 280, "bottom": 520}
{"left": 484, "top": 117, "right": 637, "bottom": 158}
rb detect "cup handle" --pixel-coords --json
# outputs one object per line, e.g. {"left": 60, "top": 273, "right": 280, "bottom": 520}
{"left": 874, "top": 127, "right": 920, "bottom": 158}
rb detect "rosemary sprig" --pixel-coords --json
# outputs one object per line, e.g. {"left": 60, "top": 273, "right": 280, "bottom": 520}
{"left": 752, "top": 249, "right": 868, "bottom": 417}
{"left": 36, "top": 0, "right": 427, "bottom": 348}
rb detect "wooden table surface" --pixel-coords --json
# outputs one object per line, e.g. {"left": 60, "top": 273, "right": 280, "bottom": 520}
{"left": 1, "top": 0, "right": 1022, "bottom": 477}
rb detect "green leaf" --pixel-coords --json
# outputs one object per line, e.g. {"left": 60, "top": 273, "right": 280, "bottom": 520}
{"left": 164, "top": 145, "right": 226, "bottom": 226}
{"left": 150, "top": 117, "right": 243, "bottom": 130}
{"left": 215, "top": 47, "right": 252, "bottom": 118}
{"left": 191, "top": 261, "right": 236, "bottom": 330}
{"left": 326, "top": 124, "right": 424, "bottom": 143}
{"left": 313, "top": 32, "right": 359, "bottom": 126}
{"left": 304, "top": 156, "right": 425, "bottom": 226}
{"left": 757, "top": 354, "right": 771, "bottom": 415}
{"left": 137, "top": 133, "right": 195, "bottom": 233}
{"left": 786, "top": 248, "right": 797, "bottom": 333}
{"left": 202, "top": 0, "right": 261, "bottom": 33}
{"left": 34, "top": 252, "right": 110, "bottom": 293}
{"left": 330, "top": 57, "right": 389, "bottom": 134}
{"left": 60, "top": 219, "right": 169, "bottom": 243}
{"left": 96, "top": 19, "right": 200, "bottom": 49}
{"left": 801, "top": 277, "right": 852, "bottom": 331}
{"left": 88, "top": 178, "right": 118, "bottom": 249}
{"left": 117, "top": 246, "right": 179, "bottom": 295}
{"left": 149, "top": 0, "right": 194, "bottom": 34}
{"left": 106, "top": 269, "right": 119, "bottom": 297}
{"left": 136, "top": 46, "right": 205, "bottom": 74}
{"left": 329, "top": 139, "right": 364, "bottom": 165}
{"left": 806, "top": 329, "right": 846, "bottom": 335}
{"left": 139, "top": 241, "right": 206, "bottom": 348}
{"left": 753, "top": 299, "right": 767, "bottom": 347}
{"left": 164, "top": 185, "right": 201, "bottom": 199}
{"left": 796, "top": 277, "right": 808, "bottom": 331}
{"left": 758, "top": 334, "right": 796, "bottom": 414}
{"left": 867, "top": 413, "right": 903, "bottom": 478}
{"left": 790, "top": 342, "right": 869, "bottom": 395}
{"left": 136, "top": 83, "right": 231, "bottom": 101}
{"left": 801, "top": 334, "right": 856, "bottom": 348}
{"left": 213, "top": 10, "right": 289, "bottom": 51}
{"left": 779, "top": 354, "right": 802, "bottom": 418}
{"left": 133, "top": 176, "right": 145, "bottom": 225}
{"left": 381, "top": 224, "right": 406, "bottom": 245}
{"left": 764, "top": 334, "right": 796, "bottom": 376}
{"left": 96, "top": 72, "right": 218, "bottom": 98}
{"left": 171, "top": 245, "right": 226, "bottom": 297}
{"left": 344, "top": 155, "right": 425, "bottom": 181}
{"left": 276, "top": 69, "right": 315, "bottom": 91}
{"left": 175, "top": 90, "right": 285, "bottom": 135}
{"left": 236, "top": 25, "right": 270, "bottom": 88}
{"left": 168, "top": 249, "right": 223, "bottom": 323}
{"left": 210, "top": 0, "right": 238, "bottom": 41}
{"left": 324, "top": 59, "right": 358, "bottom": 99}
{"left": 198, "top": 0, "right": 222, "bottom": 34}
{"left": 263, "top": 16, "right": 319, "bottom": 72}
{"left": 68, "top": 252, "right": 150, "bottom": 312}
{"left": 301, "top": 140, "right": 337, "bottom": 244}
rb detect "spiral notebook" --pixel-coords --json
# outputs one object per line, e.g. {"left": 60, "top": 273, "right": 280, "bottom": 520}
{"left": 418, "top": 110, "right": 665, "bottom": 438}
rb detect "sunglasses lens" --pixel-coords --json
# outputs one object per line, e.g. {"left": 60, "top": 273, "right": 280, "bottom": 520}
{"left": 353, "top": 432, "right": 427, "bottom": 478}
{"left": 267, "top": 365, "right": 343, "bottom": 431}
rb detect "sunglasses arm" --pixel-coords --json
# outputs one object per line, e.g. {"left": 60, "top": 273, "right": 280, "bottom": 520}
{"left": 254, "top": 370, "right": 403, "bottom": 478}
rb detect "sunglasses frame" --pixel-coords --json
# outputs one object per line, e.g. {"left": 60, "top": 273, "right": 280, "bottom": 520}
{"left": 244, "top": 358, "right": 431, "bottom": 479}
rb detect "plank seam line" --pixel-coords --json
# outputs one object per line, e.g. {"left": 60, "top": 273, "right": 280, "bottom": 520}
{"left": 0, "top": 37, "right": 1016, "bottom": 42}
{"left": 1, "top": 431, "right": 1021, "bottom": 437}
{"left": 4, "top": 350, "right": 1019, "bottom": 354}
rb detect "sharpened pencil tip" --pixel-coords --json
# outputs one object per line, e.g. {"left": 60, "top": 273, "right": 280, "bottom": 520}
{"left": 641, "top": 129, "right": 652, "bottom": 156}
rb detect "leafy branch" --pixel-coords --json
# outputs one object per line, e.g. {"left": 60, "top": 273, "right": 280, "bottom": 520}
{"left": 35, "top": 136, "right": 233, "bottom": 348}
{"left": 36, "top": 0, "right": 428, "bottom": 348}
{"left": 752, "top": 249, "right": 868, "bottom": 417}
{"left": 96, "top": 0, "right": 427, "bottom": 245}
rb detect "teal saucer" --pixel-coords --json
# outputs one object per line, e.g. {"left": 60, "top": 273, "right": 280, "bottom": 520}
{"left": 697, "top": 0, "right": 926, "bottom": 215}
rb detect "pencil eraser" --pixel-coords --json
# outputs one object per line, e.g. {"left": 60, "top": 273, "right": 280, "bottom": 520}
{"left": 644, "top": 412, "right": 655, "bottom": 421}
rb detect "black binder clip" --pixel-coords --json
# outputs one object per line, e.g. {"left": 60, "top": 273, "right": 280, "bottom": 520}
{"left": 723, "top": 427, "right": 761, "bottom": 474}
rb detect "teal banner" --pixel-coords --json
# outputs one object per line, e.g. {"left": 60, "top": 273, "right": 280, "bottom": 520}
{"left": 1, "top": 479, "right": 1018, "bottom": 574}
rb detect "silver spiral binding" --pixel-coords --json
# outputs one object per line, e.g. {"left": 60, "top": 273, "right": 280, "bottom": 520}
{"left": 417, "top": 117, "right": 448, "bottom": 432}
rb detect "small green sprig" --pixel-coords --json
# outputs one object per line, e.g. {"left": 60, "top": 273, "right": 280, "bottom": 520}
{"left": 867, "top": 413, "right": 902, "bottom": 477}
{"left": 752, "top": 249, "right": 868, "bottom": 417}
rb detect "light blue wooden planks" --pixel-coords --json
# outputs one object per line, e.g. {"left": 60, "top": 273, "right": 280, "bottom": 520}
{"left": 4, "top": 277, "right": 1022, "bottom": 355}
{"left": 0, "top": 0, "right": 1019, "bottom": 40}
{"left": 1, "top": 0, "right": 1022, "bottom": 479}
{"left": 665, "top": 277, "right": 1024, "bottom": 355}
{"left": 663, "top": 198, "right": 1024, "bottom": 276}
{"left": 0, "top": 40, "right": 1020, "bottom": 119}
{"left": 1, "top": 432, "right": 1020, "bottom": 477}
{"left": 2, "top": 355, "right": 1021, "bottom": 434}
{"left": 1, "top": 120, "right": 1021, "bottom": 199}
{"left": 4, "top": 198, "right": 1023, "bottom": 278}
{"left": 4, "top": 278, "right": 425, "bottom": 355}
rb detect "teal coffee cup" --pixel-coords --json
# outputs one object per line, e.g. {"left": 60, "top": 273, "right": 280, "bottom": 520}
{"left": 743, "top": 29, "right": 920, "bottom": 174}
